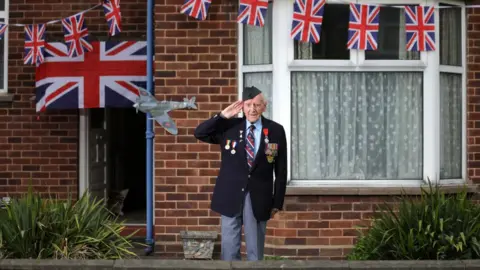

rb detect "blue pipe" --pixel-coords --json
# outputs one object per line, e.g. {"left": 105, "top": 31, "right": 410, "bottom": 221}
{"left": 145, "top": 0, "right": 155, "bottom": 256}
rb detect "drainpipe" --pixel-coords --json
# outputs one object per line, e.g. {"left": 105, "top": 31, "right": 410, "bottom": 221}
{"left": 145, "top": 0, "right": 155, "bottom": 256}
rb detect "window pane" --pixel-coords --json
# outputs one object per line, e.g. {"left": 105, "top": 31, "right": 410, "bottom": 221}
{"left": 243, "top": 3, "right": 273, "bottom": 65}
{"left": 0, "top": 18, "right": 4, "bottom": 90}
{"left": 291, "top": 72, "right": 423, "bottom": 180}
{"left": 0, "top": 1, "right": 5, "bottom": 11}
{"left": 243, "top": 72, "right": 272, "bottom": 118}
{"left": 440, "top": 4, "right": 462, "bottom": 66}
{"left": 365, "top": 6, "right": 420, "bottom": 60}
{"left": 294, "top": 4, "right": 350, "bottom": 60}
{"left": 440, "top": 73, "right": 462, "bottom": 179}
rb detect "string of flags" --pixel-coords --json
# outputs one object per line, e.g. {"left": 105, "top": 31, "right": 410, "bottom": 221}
{"left": 0, "top": 0, "right": 121, "bottom": 66}
{"left": 180, "top": 0, "right": 470, "bottom": 52}
{"left": 3, "top": 0, "right": 471, "bottom": 67}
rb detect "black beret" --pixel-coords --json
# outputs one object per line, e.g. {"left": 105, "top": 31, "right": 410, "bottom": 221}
{"left": 242, "top": 86, "right": 262, "bottom": 100}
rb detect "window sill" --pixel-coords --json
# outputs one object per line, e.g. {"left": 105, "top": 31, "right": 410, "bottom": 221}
{"left": 285, "top": 184, "right": 478, "bottom": 196}
{"left": 0, "top": 93, "right": 14, "bottom": 105}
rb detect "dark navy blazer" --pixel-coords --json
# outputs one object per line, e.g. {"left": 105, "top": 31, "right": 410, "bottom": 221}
{"left": 194, "top": 113, "right": 288, "bottom": 221}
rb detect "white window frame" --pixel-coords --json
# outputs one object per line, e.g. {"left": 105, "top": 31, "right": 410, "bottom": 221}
{"left": 238, "top": 0, "right": 466, "bottom": 188}
{"left": 0, "top": 1, "right": 8, "bottom": 94}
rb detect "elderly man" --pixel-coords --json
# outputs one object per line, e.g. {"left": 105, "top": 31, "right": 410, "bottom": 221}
{"left": 194, "top": 86, "right": 288, "bottom": 261}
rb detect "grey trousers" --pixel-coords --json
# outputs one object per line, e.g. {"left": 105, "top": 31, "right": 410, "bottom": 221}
{"left": 220, "top": 192, "right": 267, "bottom": 261}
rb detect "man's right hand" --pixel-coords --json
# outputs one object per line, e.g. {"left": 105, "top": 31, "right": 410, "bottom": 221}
{"left": 220, "top": 100, "right": 243, "bottom": 119}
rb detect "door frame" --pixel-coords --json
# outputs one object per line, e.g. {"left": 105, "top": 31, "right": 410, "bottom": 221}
{"left": 79, "top": 109, "right": 89, "bottom": 196}
{"left": 79, "top": 108, "right": 156, "bottom": 226}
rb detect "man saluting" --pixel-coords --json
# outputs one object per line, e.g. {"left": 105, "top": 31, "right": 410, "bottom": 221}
{"left": 194, "top": 86, "right": 288, "bottom": 261}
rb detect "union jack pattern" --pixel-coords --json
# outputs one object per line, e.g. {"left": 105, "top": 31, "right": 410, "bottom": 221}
{"left": 35, "top": 41, "right": 148, "bottom": 112}
{"left": 347, "top": 4, "right": 380, "bottom": 50}
{"left": 237, "top": 0, "right": 269, "bottom": 27}
{"left": 291, "top": 0, "right": 325, "bottom": 43}
{"left": 62, "top": 13, "right": 93, "bottom": 57}
{"left": 0, "top": 23, "right": 7, "bottom": 40}
{"left": 24, "top": 24, "right": 46, "bottom": 66}
{"left": 180, "top": 0, "right": 212, "bottom": 21}
{"left": 405, "top": 5, "right": 435, "bottom": 51}
{"left": 103, "top": 0, "right": 122, "bottom": 36}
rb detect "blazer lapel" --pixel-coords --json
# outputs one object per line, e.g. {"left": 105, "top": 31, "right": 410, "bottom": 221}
{"left": 235, "top": 121, "right": 249, "bottom": 172}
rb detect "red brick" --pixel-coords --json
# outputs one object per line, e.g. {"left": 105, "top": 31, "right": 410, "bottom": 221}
{"left": 5, "top": 0, "right": 480, "bottom": 261}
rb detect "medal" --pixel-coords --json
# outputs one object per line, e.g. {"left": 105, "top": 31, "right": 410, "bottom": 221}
{"left": 263, "top": 128, "right": 269, "bottom": 143}
{"left": 225, "top": 140, "right": 230, "bottom": 150}
{"left": 231, "top": 141, "right": 237, "bottom": 154}
{"left": 267, "top": 156, "right": 274, "bottom": 163}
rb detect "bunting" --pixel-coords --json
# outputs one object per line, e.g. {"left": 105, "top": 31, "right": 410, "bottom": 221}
{"left": 347, "top": 4, "right": 380, "bottom": 50}
{"left": 1, "top": 1, "right": 123, "bottom": 66}
{"left": 290, "top": 0, "right": 326, "bottom": 44}
{"left": 237, "top": 0, "right": 269, "bottom": 27}
{"left": 103, "top": 0, "right": 122, "bottom": 36}
{"left": 24, "top": 24, "right": 46, "bottom": 66}
{"left": 180, "top": 0, "right": 212, "bottom": 20}
{"left": 62, "top": 13, "right": 93, "bottom": 57}
{"left": 405, "top": 5, "right": 436, "bottom": 51}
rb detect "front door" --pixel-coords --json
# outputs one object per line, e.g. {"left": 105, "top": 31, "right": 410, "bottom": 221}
{"left": 88, "top": 109, "right": 108, "bottom": 202}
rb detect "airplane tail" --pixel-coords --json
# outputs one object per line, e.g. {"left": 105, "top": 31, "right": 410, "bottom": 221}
{"left": 186, "top": 97, "right": 197, "bottom": 109}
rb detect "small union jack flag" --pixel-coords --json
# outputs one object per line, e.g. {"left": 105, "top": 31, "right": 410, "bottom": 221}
{"left": 0, "top": 24, "right": 7, "bottom": 40}
{"left": 347, "top": 4, "right": 380, "bottom": 50}
{"left": 237, "top": 0, "right": 269, "bottom": 27}
{"left": 62, "top": 13, "right": 93, "bottom": 57}
{"left": 103, "top": 0, "right": 122, "bottom": 36}
{"left": 180, "top": 0, "right": 212, "bottom": 21}
{"left": 24, "top": 24, "right": 46, "bottom": 66}
{"left": 291, "top": 0, "right": 325, "bottom": 43}
{"left": 405, "top": 5, "right": 435, "bottom": 51}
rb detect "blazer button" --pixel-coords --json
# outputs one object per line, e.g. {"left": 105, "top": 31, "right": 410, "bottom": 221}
{"left": 248, "top": 175, "right": 251, "bottom": 178}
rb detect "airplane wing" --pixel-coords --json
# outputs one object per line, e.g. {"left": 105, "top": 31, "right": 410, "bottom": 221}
{"left": 152, "top": 112, "right": 178, "bottom": 135}
{"left": 137, "top": 87, "right": 156, "bottom": 103}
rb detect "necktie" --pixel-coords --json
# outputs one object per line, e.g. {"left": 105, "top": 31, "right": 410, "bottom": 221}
{"left": 246, "top": 124, "right": 255, "bottom": 168}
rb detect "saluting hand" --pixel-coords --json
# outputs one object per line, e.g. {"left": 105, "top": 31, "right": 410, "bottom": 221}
{"left": 220, "top": 100, "right": 243, "bottom": 119}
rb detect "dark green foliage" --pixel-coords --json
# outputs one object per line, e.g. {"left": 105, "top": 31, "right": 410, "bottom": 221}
{"left": 348, "top": 183, "right": 480, "bottom": 260}
{"left": 0, "top": 186, "right": 138, "bottom": 259}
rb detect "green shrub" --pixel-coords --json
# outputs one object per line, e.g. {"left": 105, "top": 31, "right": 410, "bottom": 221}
{"left": 348, "top": 183, "right": 480, "bottom": 260}
{"left": 0, "top": 187, "right": 138, "bottom": 259}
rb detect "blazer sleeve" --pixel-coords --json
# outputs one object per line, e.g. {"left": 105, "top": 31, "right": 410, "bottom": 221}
{"left": 273, "top": 125, "right": 288, "bottom": 210}
{"left": 194, "top": 112, "right": 234, "bottom": 145}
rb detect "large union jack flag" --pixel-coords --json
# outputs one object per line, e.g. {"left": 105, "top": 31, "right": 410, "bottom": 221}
{"left": 62, "top": 13, "right": 93, "bottom": 57}
{"left": 24, "top": 24, "right": 46, "bottom": 66}
{"left": 237, "top": 0, "right": 269, "bottom": 27}
{"left": 34, "top": 41, "right": 148, "bottom": 112}
{"left": 405, "top": 5, "right": 435, "bottom": 51}
{"left": 291, "top": 0, "right": 325, "bottom": 43}
{"left": 180, "top": 0, "right": 212, "bottom": 21}
{"left": 103, "top": 0, "right": 122, "bottom": 36}
{"left": 347, "top": 4, "right": 380, "bottom": 50}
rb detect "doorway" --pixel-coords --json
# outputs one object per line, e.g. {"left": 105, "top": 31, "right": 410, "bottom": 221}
{"left": 79, "top": 108, "right": 147, "bottom": 225}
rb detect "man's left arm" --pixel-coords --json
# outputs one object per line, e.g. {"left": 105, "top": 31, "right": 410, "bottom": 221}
{"left": 272, "top": 125, "right": 288, "bottom": 213}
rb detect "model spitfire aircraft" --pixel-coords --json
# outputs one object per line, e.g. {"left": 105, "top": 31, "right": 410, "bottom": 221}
{"left": 133, "top": 87, "right": 197, "bottom": 135}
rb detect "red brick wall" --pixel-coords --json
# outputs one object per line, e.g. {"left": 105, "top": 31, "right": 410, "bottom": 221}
{"left": 0, "top": 0, "right": 146, "bottom": 199}
{"left": 153, "top": 0, "right": 238, "bottom": 258}
{"left": 153, "top": 0, "right": 479, "bottom": 260}
{"left": 468, "top": 1, "right": 480, "bottom": 184}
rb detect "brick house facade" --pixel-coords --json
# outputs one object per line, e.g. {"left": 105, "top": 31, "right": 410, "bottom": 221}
{"left": 0, "top": 0, "right": 478, "bottom": 260}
